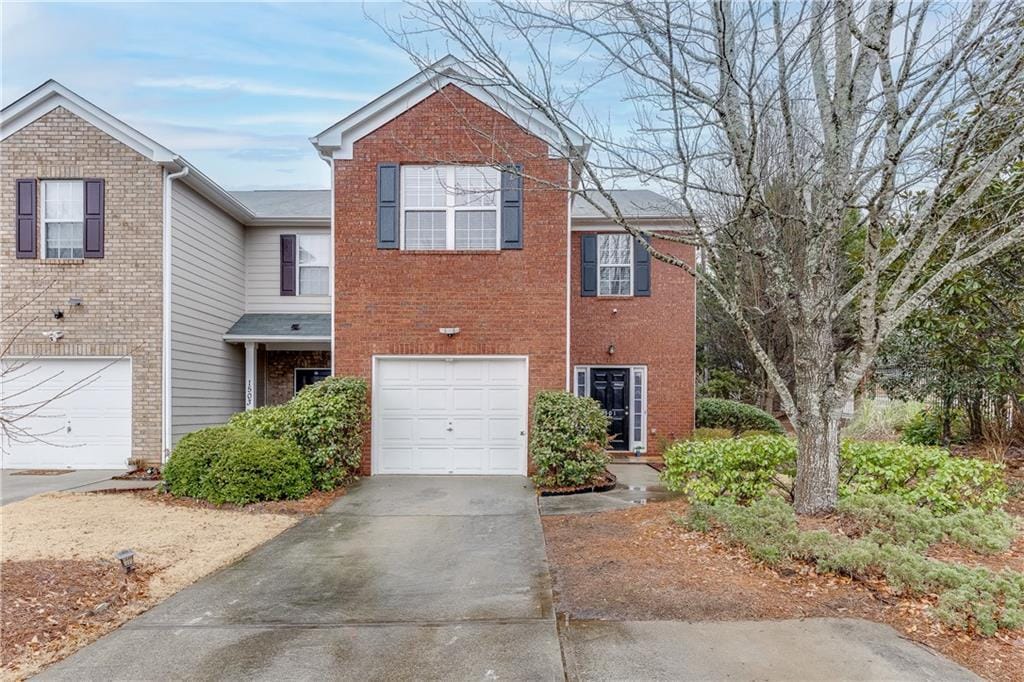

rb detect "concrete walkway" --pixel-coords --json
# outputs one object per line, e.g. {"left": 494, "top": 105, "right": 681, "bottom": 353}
{"left": 0, "top": 469, "right": 129, "bottom": 505}
{"left": 539, "top": 462, "right": 678, "bottom": 515}
{"left": 39, "top": 476, "right": 564, "bottom": 681}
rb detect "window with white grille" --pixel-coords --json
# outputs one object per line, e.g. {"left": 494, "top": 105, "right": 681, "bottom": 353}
{"left": 42, "top": 180, "right": 84, "bottom": 259}
{"left": 598, "top": 234, "right": 632, "bottom": 296}
{"left": 297, "top": 234, "right": 330, "bottom": 295}
{"left": 402, "top": 166, "right": 500, "bottom": 250}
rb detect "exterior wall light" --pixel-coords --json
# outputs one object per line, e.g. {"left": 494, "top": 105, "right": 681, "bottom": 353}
{"left": 115, "top": 548, "right": 136, "bottom": 573}
{"left": 439, "top": 327, "right": 460, "bottom": 338}
{"left": 607, "top": 343, "right": 616, "bottom": 355}
{"left": 68, "top": 297, "right": 83, "bottom": 307}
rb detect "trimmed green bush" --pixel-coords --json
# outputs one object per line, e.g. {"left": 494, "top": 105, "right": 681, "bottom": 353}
{"left": 682, "top": 495, "right": 1024, "bottom": 635}
{"left": 662, "top": 435, "right": 795, "bottom": 504}
{"left": 163, "top": 425, "right": 236, "bottom": 498}
{"left": 900, "top": 407, "right": 969, "bottom": 446}
{"left": 202, "top": 436, "right": 312, "bottom": 505}
{"left": 663, "top": 435, "right": 1006, "bottom": 513}
{"left": 230, "top": 376, "right": 369, "bottom": 490}
{"left": 164, "top": 426, "right": 313, "bottom": 504}
{"left": 530, "top": 391, "right": 610, "bottom": 487}
{"left": 695, "top": 398, "right": 783, "bottom": 435}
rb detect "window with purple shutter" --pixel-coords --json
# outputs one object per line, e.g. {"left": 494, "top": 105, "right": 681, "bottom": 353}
{"left": 83, "top": 178, "right": 105, "bottom": 258}
{"left": 280, "top": 234, "right": 297, "bottom": 296}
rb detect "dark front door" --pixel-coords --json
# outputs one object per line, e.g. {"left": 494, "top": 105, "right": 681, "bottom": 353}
{"left": 590, "top": 368, "right": 630, "bottom": 451}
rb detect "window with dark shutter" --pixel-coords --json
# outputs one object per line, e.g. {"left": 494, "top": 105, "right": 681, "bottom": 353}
{"left": 500, "top": 164, "right": 523, "bottom": 249}
{"left": 377, "top": 163, "right": 399, "bottom": 249}
{"left": 15, "top": 179, "right": 37, "bottom": 259}
{"left": 83, "top": 179, "right": 105, "bottom": 258}
{"left": 280, "top": 234, "right": 297, "bottom": 296}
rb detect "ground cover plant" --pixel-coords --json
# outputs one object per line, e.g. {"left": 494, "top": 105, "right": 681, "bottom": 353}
{"left": 530, "top": 391, "right": 609, "bottom": 488}
{"left": 842, "top": 398, "right": 925, "bottom": 441}
{"left": 681, "top": 495, "right": 1023, "bottom": 636}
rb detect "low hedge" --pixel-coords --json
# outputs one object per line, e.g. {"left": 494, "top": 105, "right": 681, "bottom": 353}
{"left": 530, "top": 391, "right": 610, "bottom": 487}
{"left": 230, "top": 376, "right": 369, "bottom": 489}
{"left": 164, "top": 426, "right": 312, "bottom": 504}
{"left": 695, "top": 398, "right": 784, "bottom": 435}
{"left": 662, "top": 436, "right": 1007, "bottom": 512}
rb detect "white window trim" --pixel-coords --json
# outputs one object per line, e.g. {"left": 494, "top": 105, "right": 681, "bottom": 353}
{"left": 573, "top": 364, "right": 647, "bottom": 453}
{"left": 597, "top": 233, "right": 634, "bottom": 297}
{"left": 293, "top": 367, "right": 331, "bottom": 394}
{"left": 399, "top": 166, "right": 501, "bottom": 251}
{"left": 41, "top": 179, "right": 85, "bottom": 260}
{"left": 296, "top": 233, "right": 331, "bottom": 296}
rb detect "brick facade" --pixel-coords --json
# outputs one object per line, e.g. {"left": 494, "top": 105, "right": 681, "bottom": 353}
{"left": 265, "top": 350, "right": 331, "bottom": 405}
{"left": 0, "top": 107, "right": 164, "bottom": 464}
{"left": 333, "top": 86, "right": 571, "bottom": 475}
{"left": 570, "top": 234, "right": 696, "bottom": 452}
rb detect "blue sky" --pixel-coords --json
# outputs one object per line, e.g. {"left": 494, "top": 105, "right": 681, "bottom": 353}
{"left": 2, "top": 2, "right": 431, "bottom": 190}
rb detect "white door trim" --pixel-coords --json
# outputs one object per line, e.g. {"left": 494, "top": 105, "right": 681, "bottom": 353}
{"left": 573, "top": 364, "right": 648, "bottom": 453}
{"left": 371, "top": 355, "right": 530, "bottom": 476}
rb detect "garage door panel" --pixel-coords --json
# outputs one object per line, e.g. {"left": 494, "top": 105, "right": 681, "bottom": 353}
{"left": 1, "top": 358, "right": 131, "bottom": 470}
{"left": 374, "top": 357, "right": 526, "bottom": 475}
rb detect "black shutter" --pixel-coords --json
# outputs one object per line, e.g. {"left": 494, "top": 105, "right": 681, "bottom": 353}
{"left": 15, "top": 179, "right": 37, "bottom": 259}
{"left": 377, "top": 163, "right": 399, "bottom": 249}
{"left": 581, "top": 234, "right": 597, "bottom": 296}
{"left": 83, "top": 179, "right": 105, "bottom": 258}
{"left": 634, "top": 234, "right": 651, "bottom": 296}
{"left": 280, "top": 234, "right": 297, "bottom": 296}
{"left": 500, "top": 164, "right": 523, "bottom": 249}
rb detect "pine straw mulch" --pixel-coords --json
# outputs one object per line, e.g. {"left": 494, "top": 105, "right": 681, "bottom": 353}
{"left": 542, "top": 498, "right": 1024, "bottom": 682}
{"left": 106, "top": 485, "right": 348, "bottom": 516}
{"left": 0, "top": 559, "right": 152, "bottom": 678}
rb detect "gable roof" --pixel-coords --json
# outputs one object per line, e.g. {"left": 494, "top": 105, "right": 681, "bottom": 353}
{"left": 230, "top": 190, "right": 331, "bottom": 221}
{"left": 310, "top": 55, "right": 588, "bottom": 161}
{"left": 572, "top": 190, "right": 683, "bottom": 221}
{"left": 1, "top": 79, "right": 178, "bottom": 163}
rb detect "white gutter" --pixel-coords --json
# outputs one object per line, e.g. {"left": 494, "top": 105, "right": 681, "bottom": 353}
{"left": 161, "top": 164, "right": 189, "bottom": 463}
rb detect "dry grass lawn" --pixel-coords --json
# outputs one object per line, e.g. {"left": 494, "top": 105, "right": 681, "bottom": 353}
{"left": 1, "top": 491, "right": 297, "bottom": 679}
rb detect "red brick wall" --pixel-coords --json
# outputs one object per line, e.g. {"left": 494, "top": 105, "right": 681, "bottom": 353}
{"left": 333, "top": 86, "right": 570, "bottom": 474}
{"left": 265, "top": 350, "right": 332, "bottom": 406}
{"left": 570, "top": 233, "right": 696, "bottom": 452}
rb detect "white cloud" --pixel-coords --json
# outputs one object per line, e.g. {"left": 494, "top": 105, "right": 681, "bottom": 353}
{"left": 136, "top": 76, "right": 373, "bottom": 102}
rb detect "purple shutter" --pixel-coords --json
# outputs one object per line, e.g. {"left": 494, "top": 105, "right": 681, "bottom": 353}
{"left": 15, "top": 179, "right": 37, "bottom": 258}
{"left": 83, "top": 179, "right": 105, "bottom": 258}
{"left": 280, "top": 234, "right": 297, "bottom": 296}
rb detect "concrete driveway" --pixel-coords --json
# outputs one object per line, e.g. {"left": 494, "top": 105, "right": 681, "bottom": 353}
{"left": 39, "top": 476, "right": 564, "bottom": 680}
{"left": 0, "top": 469, "right": 126, "bottom": 505}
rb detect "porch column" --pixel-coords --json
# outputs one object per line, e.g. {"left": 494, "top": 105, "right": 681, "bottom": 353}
{"left": 244, "top": 342, "right": 256, "bottom": 411}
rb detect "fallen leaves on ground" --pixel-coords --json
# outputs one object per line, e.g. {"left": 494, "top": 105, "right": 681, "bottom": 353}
{"left": 543, "top": 499, "right": 1024, "bottom": 682}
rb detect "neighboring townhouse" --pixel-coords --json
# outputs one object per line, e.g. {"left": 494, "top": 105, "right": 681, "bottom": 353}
{"left": 0, "top": 57, "right": 694, "bottom": 474}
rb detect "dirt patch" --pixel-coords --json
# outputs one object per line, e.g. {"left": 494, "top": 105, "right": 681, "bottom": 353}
{"left": 117, "top": 485, "right": 347, "bottom": 516}
{"left": 537, "top": 471, "right": 617, "bottom": 496}
{"left": 112, "top": 468, "right": 161, "bottom": 481}
{"left": 543, "top": 499, "right": 1024, "bottom": 682}
{"left": 0, "top": 491, "right": 298, "bottom": 679}
{"left": 8, "top": 470, "right": 72, "bottom": 476}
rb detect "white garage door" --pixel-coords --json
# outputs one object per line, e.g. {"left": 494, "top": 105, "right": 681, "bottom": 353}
{"left": 374, "top": 357, "right": 528, "bottom": 475}
{"left": 1, "top": 358, "right": 132, "bottom": 469}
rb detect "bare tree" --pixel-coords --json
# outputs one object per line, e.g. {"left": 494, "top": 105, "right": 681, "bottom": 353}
{"left": 381, "top": 0, "right": 1024, "bottom": 513}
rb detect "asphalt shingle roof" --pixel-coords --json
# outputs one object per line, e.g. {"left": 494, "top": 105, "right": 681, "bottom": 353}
{"left": 224, "top": 313, "right": 331, "bottom": 339}
{"left": 572, "top": 189, "right": 682, "bottom": 219}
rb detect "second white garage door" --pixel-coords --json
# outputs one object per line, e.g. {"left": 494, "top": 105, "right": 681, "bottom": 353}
{"left": 373, "top": 357, "right": 528, "bottom": 475}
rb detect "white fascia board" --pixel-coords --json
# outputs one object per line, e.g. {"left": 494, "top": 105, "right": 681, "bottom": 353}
{"left": 246, "top": 216, "right": 330, "bottom": 228}
{"left": 177, "top": 162, "right": 255, "bottom": 224}
{"left": 570, "top": 217, "right": 692, "bottom": 231}
{"left": 222, "top": 334, "right": 331, "bottom": 344}
{"left": 1, "top": 80, "right": 177, "bottom": 163}
{"left": 311, "top": 56, "right": 586, "bottom": 161}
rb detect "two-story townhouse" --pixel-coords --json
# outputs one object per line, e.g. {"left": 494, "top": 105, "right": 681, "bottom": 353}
{"left": 1, "top": 58, "right": 694, "bottom": 474}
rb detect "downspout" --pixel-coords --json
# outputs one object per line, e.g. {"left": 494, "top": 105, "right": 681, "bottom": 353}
{"left": 162, "top": 164, "right": 189, "bottom": 463}
{"left": 565, "top": 160, "right": 573, "bottom": 391}
{"left": 318, "top": 149, "right": 335, "bottom": 377}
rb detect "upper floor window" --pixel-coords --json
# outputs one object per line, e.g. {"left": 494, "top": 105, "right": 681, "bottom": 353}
{"left": 401, "top": 166, "right": 500, "bottom": 250}
{"left": 297, "top": 234, "right": 330, "bottom": 295}
{"left": 42, "top": 180, "right": 84, "bottom": 259}
{"left": 598, "top": 234, "right": 633, "bottom": 296}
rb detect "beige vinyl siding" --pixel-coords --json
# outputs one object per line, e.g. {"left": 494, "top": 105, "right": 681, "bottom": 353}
{"left": 170, "top": 182, "right": 246, "bottom": 442}
{"left": 245, "top": 226, "right": 331, "bottom": 313}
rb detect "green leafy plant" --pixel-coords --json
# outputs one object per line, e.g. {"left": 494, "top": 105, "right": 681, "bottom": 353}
{"left": 202, "top": 436, "right": 312, "bottom": 505}
{"left": 230, "top": 377, "right": 369, "bottom": 489}
{"left": 662, "top": 435, "right": 796, "bottom": 504}
{"left": 688, "top": 427, "right": 734, "bottom": 441}
{"left": 530, "top": 391, "right": 610, "bottom": 487}
{"left": 840, "top": 441, "right": 1006, "bottom": 513}
{"left": 164, "top": 426, "right": 313, "bottom": 504}
{"left": 900, "top": 407, "right": 969, "bottom": 446}
{"left": 842, "top": 398, "right": 925, "bottom": 441}
{"left": 695, "top": 398, "right": 784, "bottom": 436}
{"left": 683, "top": 495, "right": 1024, "bottom": 635}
